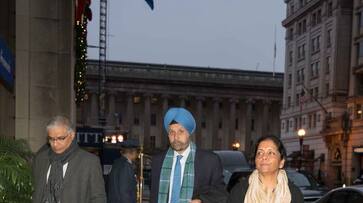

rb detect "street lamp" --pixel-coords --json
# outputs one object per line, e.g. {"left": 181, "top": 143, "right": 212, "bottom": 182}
{"left": 297, "top": 128, "right": 306, "bottom": 171}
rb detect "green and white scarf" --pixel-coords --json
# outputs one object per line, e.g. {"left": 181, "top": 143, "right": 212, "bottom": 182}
{"left": 158, "top": 142, "right": 196, "bottom": 203}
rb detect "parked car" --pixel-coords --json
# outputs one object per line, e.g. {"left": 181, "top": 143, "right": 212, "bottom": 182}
{"left": 213, "top": 150, "right": 251, "bottom": 191}
{"left": 286, "top": 169, "right": 327, "bottom": 202}
{"left": 315, "top": 185, "right": 363, "bottom": 203}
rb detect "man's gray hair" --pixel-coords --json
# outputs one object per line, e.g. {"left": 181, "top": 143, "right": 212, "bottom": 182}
{"left": 46, "top": 116, "right": 75, "bottom": 134}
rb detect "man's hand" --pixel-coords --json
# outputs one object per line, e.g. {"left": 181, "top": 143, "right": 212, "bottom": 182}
{"left": 190, "top": 199, "right": 202, "bottom": 203}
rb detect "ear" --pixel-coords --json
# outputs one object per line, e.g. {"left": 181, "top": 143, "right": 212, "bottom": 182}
{"left": 70, "top": 131, "right": 76, "bottom": 139}
{"left": 279, "top": 159, "right": 285, "bottom": 169}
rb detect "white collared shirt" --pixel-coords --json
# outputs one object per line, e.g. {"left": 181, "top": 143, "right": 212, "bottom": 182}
{"left": 168, "top": 145, "right": 191, "bottom": 203}
{"left": 46, "top": 163, "right": 68, "bottom": 183}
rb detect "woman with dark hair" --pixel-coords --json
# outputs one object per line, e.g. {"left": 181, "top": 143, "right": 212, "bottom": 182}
{"left": 227, "top": 135, "right": 303, "bottom": 203}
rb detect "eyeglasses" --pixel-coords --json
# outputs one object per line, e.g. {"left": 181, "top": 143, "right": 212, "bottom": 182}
{"left": 48, "top": 133, "right": 69, "bottom": 143}
{"left": 256, "top": 150, "right": 280, "bottom": 159}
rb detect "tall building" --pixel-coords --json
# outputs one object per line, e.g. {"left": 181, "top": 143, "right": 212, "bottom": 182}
{"left": 77, "top": 60, "right": 283, "bottom": 156}
{"left": 281, "top": 0, "right": 353, "bottom": 186}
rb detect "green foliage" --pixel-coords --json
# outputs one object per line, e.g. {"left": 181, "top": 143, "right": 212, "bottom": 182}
{"left": 0, "top": 136, "right": 33, "bottom": 203}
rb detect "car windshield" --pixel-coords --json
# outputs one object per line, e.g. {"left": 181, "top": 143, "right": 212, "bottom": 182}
{"left": 287, "top": 171, "right": 312, "bottom": 187}
{"left": 214, "top": 151, "right": 249, "bottom": 169}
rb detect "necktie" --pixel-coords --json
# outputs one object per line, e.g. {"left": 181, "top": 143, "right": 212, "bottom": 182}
{"left": 171, "top": 155, "right": 183, "bottom": 203}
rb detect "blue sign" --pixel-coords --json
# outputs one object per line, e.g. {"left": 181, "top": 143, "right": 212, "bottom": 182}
{"left": 0, "top": 37, "right": 14, "bottom": 89}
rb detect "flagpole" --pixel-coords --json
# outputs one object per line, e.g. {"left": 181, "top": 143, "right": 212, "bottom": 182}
{"left": 273, "top": 25, "right": 276, "bottom": 78}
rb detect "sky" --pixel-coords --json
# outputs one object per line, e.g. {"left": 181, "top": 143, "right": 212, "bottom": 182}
{"left": 87, "top": 0, "right": 286, "bottom": 72}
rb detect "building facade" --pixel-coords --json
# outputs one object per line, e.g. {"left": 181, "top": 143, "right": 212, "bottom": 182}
{"left": 77, "top": 60, "right": 283, "bottom": 157}
{"left": 0, "top": 0, "right": 76, "bottom": 152}
{"left": 282, "top": 0, "right": 353, "bottom": 186}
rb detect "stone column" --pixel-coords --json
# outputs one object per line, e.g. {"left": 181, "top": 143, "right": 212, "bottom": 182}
{"left": 107, "top": 91, "right": 116, "bottom": 126}
{"left": 245, "top": 98, "right": 254, "bottom": 159}
{"left": 125, "top": 93, "right": 134, "bottom": 134}
{"left": 195, "top": 96, "right": 204, "bottom": 147}
{"left": 212, "top": 98, "right": 221, "bottom": 149}
{"left": 261, "top": 99, "right": 271, "bottom": 137}
{"left": 228, "top": 98, "right": 238, "bottom": 150}
{"left": 88, "top": 89, "right": 98, "bottom": 126}
{"left": 179, "top": 95, "right": 187, "bottom": 107}
{"left": 161, "top": 94, "right": 169, "bottom": 149}
{"left": 143, "top": 93, "right": 152, "bottom": 150}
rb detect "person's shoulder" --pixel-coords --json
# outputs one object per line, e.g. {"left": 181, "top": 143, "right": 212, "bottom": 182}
{"left": 288, "top": 180, "right": 304, "bottom": 201}
{"left": 152, "top": 150, "right": 167, "bottom": 160}
{"left": 196, "top": 149, "right": 219, "bottom": 160}
{"left": 77, "top": 148, "right": 100, "bottom": 162}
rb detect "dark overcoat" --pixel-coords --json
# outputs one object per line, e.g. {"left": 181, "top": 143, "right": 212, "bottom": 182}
{"left": 32, "top": 145, "right": 106, "bottom": 203}
{"left": 150, "top": 149, "right": 227, "bottom": 203}
{"left": 107, "top": 155, "right": 137, "bottom": 203}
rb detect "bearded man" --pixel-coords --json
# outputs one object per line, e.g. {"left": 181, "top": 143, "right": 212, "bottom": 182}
{"left": 150, "top": 107, "right": 226, "bottom": 203}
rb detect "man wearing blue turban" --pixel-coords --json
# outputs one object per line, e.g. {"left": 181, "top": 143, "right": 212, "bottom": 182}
{"left": 150, "top": 107, "right": 226, "bottom": 203}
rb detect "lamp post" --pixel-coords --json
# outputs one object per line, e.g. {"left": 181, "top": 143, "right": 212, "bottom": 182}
{"left": 297, "top": 128, "right": 306, "bottom": 171}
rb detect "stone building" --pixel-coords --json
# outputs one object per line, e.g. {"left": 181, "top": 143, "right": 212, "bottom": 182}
{"left": 77, "top": 60, "right": 284, "bottom": 156}
{"left": 0, "top": 0, "right": 76, "bottom": 152}
{"left": 281, "top": 0, "right": 353, "bottom": 186}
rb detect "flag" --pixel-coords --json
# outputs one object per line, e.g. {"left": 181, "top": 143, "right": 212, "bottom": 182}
{"left": 145, "top": 0, "right": 154, "bottom": 10}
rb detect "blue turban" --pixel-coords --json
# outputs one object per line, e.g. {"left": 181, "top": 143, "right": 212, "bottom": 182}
{"left": 163, "top": 107, "right": 196, "bottom": 135}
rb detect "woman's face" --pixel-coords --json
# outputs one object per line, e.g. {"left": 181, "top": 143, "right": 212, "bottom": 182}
{"left": 255, "top": 139, "right": 285, "bottom": 175}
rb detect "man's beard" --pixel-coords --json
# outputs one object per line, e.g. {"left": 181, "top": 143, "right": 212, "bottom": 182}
{"left": 170, "top": 140, "right": 189, "bottom": 152}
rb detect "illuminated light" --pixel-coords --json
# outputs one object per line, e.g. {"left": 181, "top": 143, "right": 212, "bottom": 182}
{"left": 358, "top": 110, "right": 362, "bottom": 114}
{"left": 111, "top": 135, "right": 117, "bottom": 144}
{"left": 117, "top": 135, "right": 124, "bottom": 142}
{"left": 297, "top": 128, "right": 306, "bottom": 137}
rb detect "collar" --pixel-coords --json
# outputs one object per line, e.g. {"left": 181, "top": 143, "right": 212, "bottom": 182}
{"left": 173, "top": 144, "right": 191, "bottom": 159}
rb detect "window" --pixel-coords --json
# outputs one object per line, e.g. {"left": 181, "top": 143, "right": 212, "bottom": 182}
{"left": 313, "top": 113, "right": 317, "bottom": 128}
{"left": 133, "top": 96, "right": 141, "bottom": 104}
{"left": 308, "top": 114, "right": 312, "bottom": 128}
{"left": 311, "top": 36, "right": 321, "bottom": 53}
{"left": 326, "top": 56, "right": 331, "bottom": 74}
{"left": 251, "top": 119, "right": 255, "bottom": 131}
{"left": 358, "top": 43, "right": 363, "bottom": 65}
{"left": 151, "top": 113, "right": 156, "bottom": 126}
{"left": 150, "top": 136, "right": 155, "bottom": 150}
{"left": 294, "top": 117, "right": 298, "bottom": 131}
{"left": 327, "top": 29, "right": 332, "bottom": 47}
{"left": 325, "top": 83, "right": 330, "bottom": 97}
{"left": 288, "top": 74, "right": 292, "bottom": 88}
{"left": 310, "top": 61, "right": 320, "bottom": 78}
{"left": 296, "top": 93, "right": 300, "bottom": 106}
{"left": 287, "top": 96, "right": 291, "bottom": 108}
{"left": 317, "top": 9, "right": 322, "bottom": 24}
{"left": 218, "top": 121, "right": 223, "bottom": 129}
{"left": 202, "top": 121, "right": 206, "bottom": 128}
{"left": 314, "top": 87, "right": 319, "bottom": 98}
{"left": 285, "top": 119, "right": 289, "bottom": 132}
{"left": 327, "top": 2, "right": 333, "bottom": 17}
{"left": 298, "top": 44, "right": 306, "bottom": 60}
{"left": 288, "top": 28, "right": 294, "bottom": 40}
{"left": 289, "top": 50, "right": 293, "bottom": 64}
{"left": 134, "top": 117, "right": 139, "bottom": 125}
{"left": 235, "top": 118, "right": 239, "bottom": 130}
{"left": 311, "top": 13, "right": 317, "bottom": 27}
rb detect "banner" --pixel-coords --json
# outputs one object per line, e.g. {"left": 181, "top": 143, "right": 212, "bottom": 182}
{"left": 0, "top": 37, "right": 14, "bottom": 90}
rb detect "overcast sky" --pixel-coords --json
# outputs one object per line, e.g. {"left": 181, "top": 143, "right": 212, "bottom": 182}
{"left": 87, "top": 0, "right": 286, "bottom": 72}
